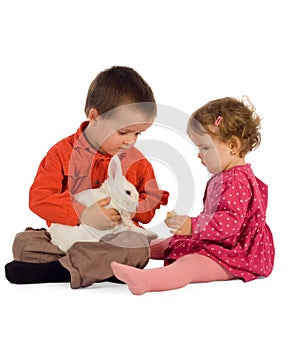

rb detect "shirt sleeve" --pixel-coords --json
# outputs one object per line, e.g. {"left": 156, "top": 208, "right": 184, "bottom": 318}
{"left": 191, "top": 177, "right": 252, "bottom": 243}
{"left": 29, "top": 150, "right": 84, "bottom": 226}
{"left": 133, "top": 161, "right": 169, "bottom": 224}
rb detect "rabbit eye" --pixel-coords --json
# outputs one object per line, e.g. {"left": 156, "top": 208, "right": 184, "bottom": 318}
{"left": 125, "top": 190, "right": 131, "bottom": 196}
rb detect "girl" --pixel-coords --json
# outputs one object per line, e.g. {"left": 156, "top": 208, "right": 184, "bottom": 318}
{"left": 111, "top": 96, "right": 275, "bottom": 295}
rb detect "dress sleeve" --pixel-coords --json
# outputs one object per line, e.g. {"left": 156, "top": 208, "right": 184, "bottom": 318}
{"left": 29, "top": 150, "right": 84, "bottom": 226}
{"left": 191, "top": 177, "right": 252, "bottom": 243}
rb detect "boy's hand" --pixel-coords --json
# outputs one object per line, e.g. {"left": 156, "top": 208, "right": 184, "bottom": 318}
{"left": 129, "top": 211, "right": 136, "bottom": 219}
{"left": 80, "top": 197, "right": 121, "bottom": 230}
{"left": 165, "top": 214, "right": 192, "bottom": 235}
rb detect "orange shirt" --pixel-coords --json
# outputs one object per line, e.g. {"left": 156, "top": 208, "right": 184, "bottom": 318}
{"left": 29, "top": 122, "right": 169, "bottom": 227}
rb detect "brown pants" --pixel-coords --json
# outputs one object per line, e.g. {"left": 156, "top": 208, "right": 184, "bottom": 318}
{"left": 12, "top": 228, "right": 150, "bottom": 289}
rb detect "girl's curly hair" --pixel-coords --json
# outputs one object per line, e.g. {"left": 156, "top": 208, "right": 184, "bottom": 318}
{"left": 187, "top": 96, "right": 261, "bottom": 157}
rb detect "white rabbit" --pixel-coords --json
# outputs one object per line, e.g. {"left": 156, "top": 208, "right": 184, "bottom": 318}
{"left": 49, "top": 155, "right": 157, "bottom": 252}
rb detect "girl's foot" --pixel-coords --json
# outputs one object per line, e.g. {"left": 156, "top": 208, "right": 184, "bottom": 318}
{"left": 111, "top": 262, "right": 145, "bottom": 295}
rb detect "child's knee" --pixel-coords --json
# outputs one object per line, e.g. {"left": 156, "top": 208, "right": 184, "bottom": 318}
{"left": 12, "top": 229, "right": 40, "bottom": 260}
{"left": 12, "top": 228, "right": 64, "bottom": 263}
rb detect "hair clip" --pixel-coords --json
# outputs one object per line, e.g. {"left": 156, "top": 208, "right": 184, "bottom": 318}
{"left": 215, "top": 115, "right": 223, "bottom": 126}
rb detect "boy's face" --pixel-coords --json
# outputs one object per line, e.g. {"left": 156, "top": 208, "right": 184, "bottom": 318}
{"left": 99, "top": 121, "right": 152, "bottom": 155}
{"left": 89, "top": 106, "right": 154, "bottom": 155}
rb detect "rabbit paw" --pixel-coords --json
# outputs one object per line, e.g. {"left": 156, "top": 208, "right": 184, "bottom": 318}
{"left": 143, "top": 231, "right": 158, "bottom": 241}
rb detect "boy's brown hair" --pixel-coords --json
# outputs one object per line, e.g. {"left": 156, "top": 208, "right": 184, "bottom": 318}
{"left": 84, "top": 66, "right": 156, "bottom": 118}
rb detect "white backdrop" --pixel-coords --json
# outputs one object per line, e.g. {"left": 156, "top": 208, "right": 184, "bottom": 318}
{"left": 0, "top": 1, "right": 290, "bottom": 349}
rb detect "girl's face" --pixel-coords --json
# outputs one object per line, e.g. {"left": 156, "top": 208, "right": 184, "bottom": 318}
{"left": 189, "top": 130, "right": 243, "bottom": 175}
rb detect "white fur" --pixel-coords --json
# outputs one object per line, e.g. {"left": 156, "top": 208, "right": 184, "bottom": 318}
{"left": 49, "top": 155, "right": 157, "bottom": 252}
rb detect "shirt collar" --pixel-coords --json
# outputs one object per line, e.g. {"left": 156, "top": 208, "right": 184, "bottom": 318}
{"left": 73, "top": 121, "right": 112, "bottom": 161}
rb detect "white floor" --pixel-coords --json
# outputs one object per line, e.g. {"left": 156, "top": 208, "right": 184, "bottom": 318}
{"left": 1, "top": 223, "right": 290, "bottom": 350}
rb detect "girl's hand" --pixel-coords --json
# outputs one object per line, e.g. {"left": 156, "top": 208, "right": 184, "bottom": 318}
{"left": 165, "top": 214, "right": 192, "bottom": 235}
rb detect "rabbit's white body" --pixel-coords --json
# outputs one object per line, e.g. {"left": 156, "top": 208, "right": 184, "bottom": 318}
{"left": 49, "top": 155, "right": 157, "bottom": 252}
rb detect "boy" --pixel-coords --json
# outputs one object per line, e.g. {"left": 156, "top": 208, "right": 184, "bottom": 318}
{"left": 5, "top": 66, "right": 169, "bottom": 288}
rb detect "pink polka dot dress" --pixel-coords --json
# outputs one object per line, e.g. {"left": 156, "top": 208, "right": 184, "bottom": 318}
{"left": 164, "top": 164, "right": 275, "bottom": 281}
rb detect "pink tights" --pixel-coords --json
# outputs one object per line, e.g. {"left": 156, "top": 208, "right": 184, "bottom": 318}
{"left": 111, "top": 253, "right": 236, "bottom": 295}
{"left": 149, "top": 237, "right": 171, "bottom": 259}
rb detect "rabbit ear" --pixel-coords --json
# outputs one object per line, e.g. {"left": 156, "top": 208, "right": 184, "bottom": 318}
{"left": 106, "top": 155, "right": 139, "bottom": 213}
{"left": 108, "top": 155, "right": 123, "bottom": 181}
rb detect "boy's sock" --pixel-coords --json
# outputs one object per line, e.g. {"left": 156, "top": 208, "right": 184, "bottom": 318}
{"left": 5, "top": 260, "right": 124, "bottom": 285}
{"left": 5, "top": 260, "right": 71, "bottom": 284}
{"left": 105, "top": 275, "right": 125, "bottom": 284}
